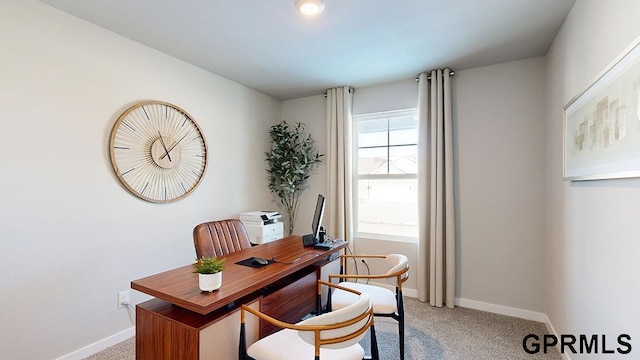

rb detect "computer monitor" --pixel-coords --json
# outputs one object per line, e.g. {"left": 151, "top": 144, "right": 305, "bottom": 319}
{"left": 311, "top": 194, "right": 325, "bottom": 243}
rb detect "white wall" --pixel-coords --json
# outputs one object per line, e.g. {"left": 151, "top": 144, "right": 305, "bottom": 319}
{"left": 455, "top": 57, "right": 547, "bottom": 313}
{"left": 280, "top": 95, "right": 328, "bottom": 236}
{"left": 0, "top": 1, "right": 280, "bottom": 359}
{"left": 544, "top": 0, "right": 640, "bottom": 357}
{"left": 352, "top": 79, "right": 418, "bottom": 115}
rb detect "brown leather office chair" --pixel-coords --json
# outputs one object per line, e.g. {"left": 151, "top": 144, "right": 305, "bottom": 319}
{"left": 193, "top": 219, "right": 252, "bottom": 258}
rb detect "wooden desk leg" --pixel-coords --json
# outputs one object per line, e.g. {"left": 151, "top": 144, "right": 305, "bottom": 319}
{"left": 136, "top": 304, "right": 199, "bottom": 360}
{"left": 136, "top": 299, "right": 260, "bottom": 360}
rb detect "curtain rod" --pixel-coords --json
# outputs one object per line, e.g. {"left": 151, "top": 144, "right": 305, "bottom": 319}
{"left": 414, "top": 70, "right": 455, "bottom": 81}
{"left": 323, "top": 70, "right": 454, "bottom": 97}
{"left": 323, "top": 86, "right": 354, "bottom": 97}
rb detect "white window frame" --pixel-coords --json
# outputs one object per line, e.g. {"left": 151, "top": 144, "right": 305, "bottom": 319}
{"left": 353, "top": 109, "right": 418, "bottom": 243}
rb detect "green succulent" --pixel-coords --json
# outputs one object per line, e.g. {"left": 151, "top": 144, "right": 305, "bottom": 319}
{"left": 193, "top": 256, "right": 225, "bottom": 274}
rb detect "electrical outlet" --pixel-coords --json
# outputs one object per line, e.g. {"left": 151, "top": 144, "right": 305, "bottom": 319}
{"left": 118, "top": 290, "right": 130, "bottom": 309}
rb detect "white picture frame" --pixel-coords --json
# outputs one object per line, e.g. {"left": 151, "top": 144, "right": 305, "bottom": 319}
{"left": 564, "top": 36, "right": 640, "bottom": 181}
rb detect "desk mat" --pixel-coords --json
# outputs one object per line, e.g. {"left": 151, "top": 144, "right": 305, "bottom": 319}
{"left": 236, "top": 257, "right": 272, "bottom": 268}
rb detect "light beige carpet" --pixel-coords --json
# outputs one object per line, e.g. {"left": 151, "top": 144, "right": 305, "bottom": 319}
{"left": 85, "top": 297, "right": 561, "bottom": 359}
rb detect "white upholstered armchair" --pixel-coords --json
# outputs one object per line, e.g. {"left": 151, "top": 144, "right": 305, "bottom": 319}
{"left": 239, "top": 280, "right": 379, "bottom": 360}
{"left": 328, "top": 254, "right": 409, "bottom": 360}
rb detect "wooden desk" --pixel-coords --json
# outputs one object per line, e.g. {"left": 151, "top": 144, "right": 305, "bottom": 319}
{"left": 131, "top": 235, "right": 346, "bottom": 360}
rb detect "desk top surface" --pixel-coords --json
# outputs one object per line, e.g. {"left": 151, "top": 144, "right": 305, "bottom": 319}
{"left": 131, "top": 235, "right": 346, "bottom": 314}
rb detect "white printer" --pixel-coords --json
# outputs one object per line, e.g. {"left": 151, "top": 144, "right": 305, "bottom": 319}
{"left": 239, "top": 211, "right": 284, "bottom": 245}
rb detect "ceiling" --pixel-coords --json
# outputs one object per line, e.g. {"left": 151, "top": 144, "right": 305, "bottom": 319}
{"left": 39, "top": 0, "right": 575, "bottom": 100}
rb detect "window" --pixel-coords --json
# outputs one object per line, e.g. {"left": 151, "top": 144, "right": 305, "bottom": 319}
{"left": 353, "top": 109, "right": 418, "bottom": 241}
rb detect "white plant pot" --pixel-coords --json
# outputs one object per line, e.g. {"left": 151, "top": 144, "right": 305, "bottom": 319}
{"left": 199, "top": 272, "right": 222, "bottom": 292}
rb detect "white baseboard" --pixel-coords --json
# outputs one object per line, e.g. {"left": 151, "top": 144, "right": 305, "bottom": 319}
{"left": 389, "top": 287, "right": 547, "bottom": 324}
{"left": 402, "top": 287, "right": 418, "bottom": 298}
{"left": 453, "top": 301, "right": 569, "bottom": 359}
{"left": 367, "top": 288, "right": 569, "bottom": 359}
{"left": 368, "top": 284, "right": 547, "bottom": 324}
{"left": 541, "top": 314, "right": 572, "bottom": 360}
{"left": 55, "top": 326, "right": 135, "bottom": 360}
{"left": 454, "top": 297, "right": 547, "bottom": 323}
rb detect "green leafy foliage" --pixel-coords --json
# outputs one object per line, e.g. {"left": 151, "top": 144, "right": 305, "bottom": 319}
{"left": 192, "top": 256, "right": 226, "bottom": 274}
{"left": 265, "top": 121, "right": 323, "bottom": 235}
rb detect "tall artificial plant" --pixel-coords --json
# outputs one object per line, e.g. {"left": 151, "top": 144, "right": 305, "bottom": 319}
{"left": 266, "top": 121, "right": 323, "bottom": 236}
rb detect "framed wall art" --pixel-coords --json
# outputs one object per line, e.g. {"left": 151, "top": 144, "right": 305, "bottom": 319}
{"left": 564, "top": 36, "right": 640, "bottom": 181}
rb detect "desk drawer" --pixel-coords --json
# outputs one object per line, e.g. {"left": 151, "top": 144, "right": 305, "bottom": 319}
{"left": 259, "top": 268, "right": 317, "bottom": 337}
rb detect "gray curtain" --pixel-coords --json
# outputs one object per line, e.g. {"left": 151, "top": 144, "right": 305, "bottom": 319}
{"left": 325, "top": 87, "right": 354, "bottom": 242}
{"left": 417, "top": 69, "right": 456, "bottom": 308}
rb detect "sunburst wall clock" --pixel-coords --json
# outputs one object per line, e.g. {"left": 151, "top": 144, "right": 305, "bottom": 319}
{"left": 109, "top": 101, "right": 208, "bottom": 203}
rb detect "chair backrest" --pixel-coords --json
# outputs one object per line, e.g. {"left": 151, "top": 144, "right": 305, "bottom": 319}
{"left": 297, "top": 290, "right": 373, "bottom": 349}
{"left": 193, "top": 219, "right": 252, "bottom": 258}
{"left": 385, "top": 254, "right": 410, "bottom": 286}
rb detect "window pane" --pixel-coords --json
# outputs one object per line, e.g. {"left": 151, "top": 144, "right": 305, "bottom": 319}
{"left": 358, "top": 147, "right": 388, "bottom": 175}
{"left": 389, "top": 116, "right": 418, "bottom": 145}
{"left": 357, "top": 178, "right": 418, "bottom": 237}
{"left": 389, "top": 128, "right": 417, "bottom": 145}
{"left": 358, "top": 119, "right": 388, "bottom": 147}
{"left": 389, "top": 145, "right": 417, "bottom": 174}
{"left": 354, "top": 109, "right": 419, "bottom": 242}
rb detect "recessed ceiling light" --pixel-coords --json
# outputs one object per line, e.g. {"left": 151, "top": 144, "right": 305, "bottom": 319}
{"left": 296, "top": 0, "right": 325, "bottom": 16}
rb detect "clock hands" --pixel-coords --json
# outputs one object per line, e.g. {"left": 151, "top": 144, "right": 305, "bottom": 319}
{"left": 160, "top": 133, "right": 189, "bottom": 160}
{"left": 157, "top": 131, "right": 172, "bottom": 162}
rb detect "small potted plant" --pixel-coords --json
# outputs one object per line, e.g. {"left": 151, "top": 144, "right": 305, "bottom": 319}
{"left": 193, "top": 256, "right": 226, "bottom": 292}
